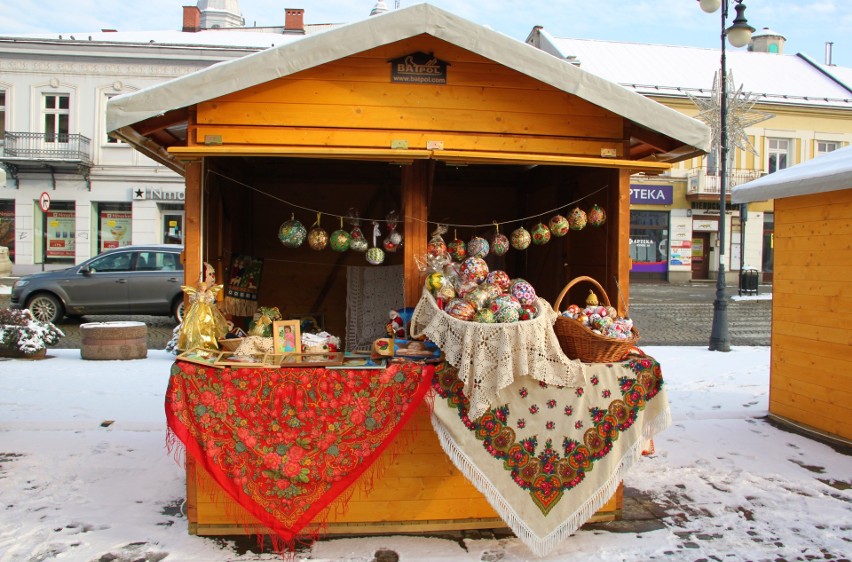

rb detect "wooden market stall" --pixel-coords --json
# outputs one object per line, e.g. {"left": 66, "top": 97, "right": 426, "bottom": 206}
{"left": 107, "top": 3, "right": 709, "bottom": 551}
{"left": 733, "top": 146, "right": 852, "bottom": 445}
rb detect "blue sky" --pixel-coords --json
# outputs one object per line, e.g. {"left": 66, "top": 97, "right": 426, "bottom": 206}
{"left": 2, "top": 0, "right": 851, "bottom": 68}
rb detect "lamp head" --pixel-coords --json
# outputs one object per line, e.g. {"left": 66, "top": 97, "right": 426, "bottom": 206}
{"left": 726, "top": 2, "right": 756, "bottom": 48}
{"left": 698, "top": 0, "right": 722, "bottom": 13}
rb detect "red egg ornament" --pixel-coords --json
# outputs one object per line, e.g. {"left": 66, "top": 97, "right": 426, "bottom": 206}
{"left": 588, "top": 204, "right": 606, "bottom": 227}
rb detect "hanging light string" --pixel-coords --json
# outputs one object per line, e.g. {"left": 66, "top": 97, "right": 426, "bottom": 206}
{"left": 207, "top": 169, "right": 607, "bottom": 230}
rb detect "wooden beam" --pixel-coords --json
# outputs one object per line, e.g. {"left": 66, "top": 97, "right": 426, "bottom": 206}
{"left": 183, "top": 159, "right": 203, "bottom": 293}
{"left": 402, "top": 161, "right": 432, "bottom": 307}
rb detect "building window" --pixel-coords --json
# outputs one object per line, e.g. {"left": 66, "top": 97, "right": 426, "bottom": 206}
{"left": 43, "top": 94, "right": 70, "bottom": 143}
{"left": 0, "top": 90, "right": 6, "bottom": 139}
{"left": 816, "top": 141, "right": 838, "bottom": 156}
{"left": 767, "top": 138, "right": 791, "bottom": 174}
{"left": 104, "top": 93, "right": 123, "bottom": 144}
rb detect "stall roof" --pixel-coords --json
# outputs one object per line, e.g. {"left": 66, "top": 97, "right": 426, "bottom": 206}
{"left": 732, "top": 145, "right": 852, "bottom": 203}
{"left": 107, "top": 3, "right": 709, "bottom": 161}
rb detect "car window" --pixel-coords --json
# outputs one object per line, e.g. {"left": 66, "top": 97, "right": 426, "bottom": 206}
{"left": 88, "top": 252, "right": 132, "bottom": 272}
{"left": 135, "top": 251, "right": 183, "bottom": 271}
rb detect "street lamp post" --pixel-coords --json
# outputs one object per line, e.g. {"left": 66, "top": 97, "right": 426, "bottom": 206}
{"left": 699, "top": 0, "right": 754, "bottom": 352}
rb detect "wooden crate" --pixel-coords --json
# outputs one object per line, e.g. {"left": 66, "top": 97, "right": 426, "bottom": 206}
{"left": 185, "top": 405, "right": 622, "bottom": 536}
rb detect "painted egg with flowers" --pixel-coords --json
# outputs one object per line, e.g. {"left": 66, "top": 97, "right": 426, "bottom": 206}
{"left": 531, "top": 222, "right": 552, "bottom": 245}
{"left": 569, "top": 207, "right": 588, "bottom": 230}
{"left": 467, "top": 236, "right": 490, "bottom": 259}
{"left": 510, "top": 227, "right": 531, "bottom": 250}
{"left": 548, "top": 215, "right": 569, "bottom": 237}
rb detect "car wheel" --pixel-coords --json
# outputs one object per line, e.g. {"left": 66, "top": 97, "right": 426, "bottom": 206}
{"left": 173, "top": 299, "right": 185, "bottom": 323}
{"left": 27, "top": 293, "right": 65, "bottom": 324}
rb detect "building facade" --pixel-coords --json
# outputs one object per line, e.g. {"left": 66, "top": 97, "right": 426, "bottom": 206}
{"left": 528, "top": 28, "right": 852, "bottom": 284}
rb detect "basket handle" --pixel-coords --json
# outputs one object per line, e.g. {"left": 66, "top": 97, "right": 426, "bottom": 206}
{"left": 552, "top": 276, "right": 612, "bottom": 312}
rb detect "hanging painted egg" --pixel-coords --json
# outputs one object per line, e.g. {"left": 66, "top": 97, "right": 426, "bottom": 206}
{"left": 569, "top": 207, "right": 588, "bottom": 230}
{"left": 384, "top": 229, "right": 403, "bottom": 252}
{"left": 366, "top": 246, "right": 385, "bottom": 265}
{"left": 459, "top": 256, "right": 489, "bottom": 284}
{"left": 445, "top": 298, "right": 476, "bottom": 321}
{"left": 349, "top": 225, "right": 368, "bottom": 252}
{"left": 588, "top": 204, "right": 606, "bottom": 227}
{"left": 510, "top": 279, "right": 537, "bottom": 306}
{"left": 548, "top": 215, "right": 570, "bottom": 237}
{"left": 485, "top": 270, "right": 511, "bottom": 293}
{"left": 531, "top": 222, "right": 552, "bottom": 245}
{"left": 278, "top": 217, "right": 307, "bottom": 248}
{"left": 448, "top": 238, "right": 467, "bottom": 262}
{"left": 467, "top": 236, "right": 490, "bottom": 259}
{"left": 510, "top": 227, "right": 531, "bottom": 250}
{"left": 489, "top": 232, "right": 510, "bottom": 256}
{"left": 329, "top": 229, "right": 351, "bottom": 252}
{"left": 427, "top": 237, "right": 447, "bottom": 259}
{"left": 308, "top": 226, "right": 329, "bottom": 251}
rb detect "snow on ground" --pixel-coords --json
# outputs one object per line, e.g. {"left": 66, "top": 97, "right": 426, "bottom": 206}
{"left": 0, "top": 347, "right": 849, "bottom": 562}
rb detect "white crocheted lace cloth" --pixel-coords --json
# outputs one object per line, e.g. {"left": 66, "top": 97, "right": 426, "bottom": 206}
{"left": 410, "top": 290, "right": 585, "bottom": 421}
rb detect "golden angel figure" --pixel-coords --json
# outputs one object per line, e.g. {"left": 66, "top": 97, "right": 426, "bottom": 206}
{"left": 177, "top": 263, "right": 229, "bottom": 351}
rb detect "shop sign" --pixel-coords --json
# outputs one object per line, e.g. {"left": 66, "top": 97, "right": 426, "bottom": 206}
{"left": 133, "top": 188, "right": 185, "bottom": 201}
{"left": 630, "top": 184, "right": 673, "bottom": 205}
{"left": 390, "top": 52, "right": 448, "bottom": 84}
{"left": 100, "top": 211, "right": 132, "bottom": 251}
{"left": 692, "top": 218, "right": 718, "bottom": 232}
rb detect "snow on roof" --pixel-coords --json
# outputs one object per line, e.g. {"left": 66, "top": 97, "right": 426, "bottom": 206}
{"left": 732, "top": 145, "right": 852, "bottom": 203}
{"left": 107, "top": 3, "right": 710, "bottom": 154}
{"left": 541, "top": 34, "right": 852, "bottom": 109}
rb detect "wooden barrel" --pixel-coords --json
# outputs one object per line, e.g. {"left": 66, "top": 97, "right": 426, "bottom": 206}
{"left": 80, "top": 321, "right": 147, "bottom": 360}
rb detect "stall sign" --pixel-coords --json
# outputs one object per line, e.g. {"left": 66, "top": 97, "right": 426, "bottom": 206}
{"left": 630, "top": 184, "right": 673, "bottom": 205}
{"left": 46, "top": 211, "right": 75, "bottom": 258}
{"left": 100, "top": 211, "right": 132, "bottom": 250}
{"left": 390, "top": 52, "right": 448, "bottom": 84}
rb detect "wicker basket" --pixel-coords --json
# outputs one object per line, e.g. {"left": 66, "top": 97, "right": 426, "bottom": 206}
{"left": 552, "top": 276, "right": 639, "bottom": 363}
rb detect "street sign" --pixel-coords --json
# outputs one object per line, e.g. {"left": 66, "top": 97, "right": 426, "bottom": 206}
{"left": 39, "top": 192, "right": 51, "bottom": 212}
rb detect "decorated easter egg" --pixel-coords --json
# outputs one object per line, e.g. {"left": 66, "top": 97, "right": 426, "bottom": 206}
{"left": 474, "top": 309, "right": 496, "bottom": 323}
{"left": 445, "top": 298, "right": 476, "bottom": 321}
{"left": 330, "top": 229, "right": 351, "bottom": 252}
{"left": 425, "top": 272, "right": 445, "bottom": 292}
{"left": 485, "top": 270, "right": 511, "bottom": 292}
{"left": 278, "top": 217, "right": 307, "bottom": 248}
{"left": 459, "top": 256, "right": 489, "bottom": 284}
{"left": 520, "top": 304, "right": 538, "bottom": 321}
{"left": 349, "top": 225, "right": 368, "bottom": 252}
{"left": 448, "top": 238, "right": 467, "bottom": 262}
{"left": 490, "top": 294, "right": 522, "bottom": 315}
{"left": 427, "top": 238, "right": 447, "bottom": 259}
{"left": 435, "top": 282, "right": 456, "bottom": 302}
{"left": 489, "top": 233, "right": 510, "bottom": 256}
{"left": 548, "top": 215, "right": 570, "bottom": 237}
{"left": 366, "top": 246, "right": 385, "bottom": 265}
{"left": 566, "top": 303, "right": 582, "bottom": 316}
{"left": 467, "top": 236, "right": 490, "bottom": 259}
{"left": 308, "top": 226, "right": 329, "bottom": 251}
{"left": 585, "top": 290, "right": 599, "bottom": 308}
{"left": 464, "top": 287, "right": 490, "bottom": 311}
{"left": 479, "top": 282, "right": 503, "bottom": 301}
{"left": 605, "top": 306, "right": 618, "bottom": 319}
{"left": 384, "top": 230, "right": 403, "bottom": 252}
{"left": 569, "top": 207, "right": 588, "bottom": 230}
{"left": 510, "top": 279, "right": 537, "bottom": 306}
{"left": 531, "top": 222, "right": 552, "bottom": 245}
{"left": 510, "top": 227, "right": 531, "bottom": 251}
{"left": 588, "top": 204, "right": 606, "bottom": 227}
{"left": 494, "top": 303, "right": 520, "bottom": 323}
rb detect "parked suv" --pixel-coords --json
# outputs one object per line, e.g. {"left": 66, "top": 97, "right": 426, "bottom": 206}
{"left": 11, "top": 244, "right": 185, "bottom": 324}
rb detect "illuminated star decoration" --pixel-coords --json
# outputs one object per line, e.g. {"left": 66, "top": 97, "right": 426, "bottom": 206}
{"left": 689, "top": 70, "right": 773, "bottom": 158}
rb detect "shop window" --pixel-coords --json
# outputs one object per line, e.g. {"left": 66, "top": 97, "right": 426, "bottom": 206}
{"left": 766, "top": 138, "right": 791, "bottom": 174}
{"left": 97, "top": 202, "right": 132, "bottom": 252}
{"left": 0, "top": 199, "right": 14, "bottom": 262}
{"left": 43, "top": 93, "right": 70, "bottom": 143}
{"left": 43, "top": 201, "right": 75, "bottom": 262}
{"left": 629, "top": 211, "right": 669, "bottom": 277}
{"left": 816, "top": 141, "right": 838, "bottom": 156}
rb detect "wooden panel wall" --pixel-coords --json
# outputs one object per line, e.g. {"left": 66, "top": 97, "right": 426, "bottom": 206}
{"left": 770, "top": 188, "right": 852, "bottom": 441}
{"left": 193, "top": 35, "right": 624, "bottom": 158}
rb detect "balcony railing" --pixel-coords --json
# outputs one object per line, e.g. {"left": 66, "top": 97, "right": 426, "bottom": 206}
{"left": 687, "top": 167, "right": 764, "bottom": 196}
{"left": 1, "top": 131, "right": 93, "bottom": 166}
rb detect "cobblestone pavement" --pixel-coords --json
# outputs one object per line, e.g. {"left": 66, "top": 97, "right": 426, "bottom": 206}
{"left": 1, "top": 279, "right": 771, "bottom": 350}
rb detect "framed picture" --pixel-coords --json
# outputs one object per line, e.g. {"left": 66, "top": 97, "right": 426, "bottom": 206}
{"left": 328, "top": 353, "right": 388, "bottom": 370}
{"left": 177, "top": 347, "right": 222, "bottom": 367}
{"left": 281, "top": 352, "right": 344, "bottom": 367}
{"left": 273, "top": 320, "right": 301, "bottom": 355}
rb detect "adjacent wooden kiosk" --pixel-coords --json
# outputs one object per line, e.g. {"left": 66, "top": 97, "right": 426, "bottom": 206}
{"left": 733, "top": 146, "right": 852, "bottom": 446}
{"left": 108, "top": 4, "right": 709, "bottom": 538}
